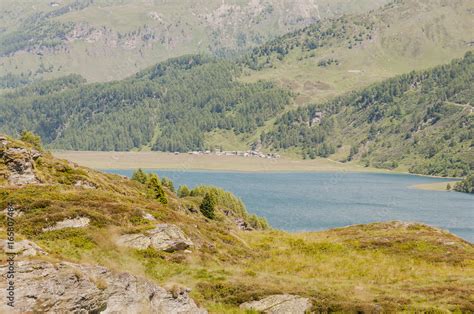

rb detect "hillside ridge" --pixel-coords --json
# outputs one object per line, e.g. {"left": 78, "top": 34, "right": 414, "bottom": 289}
{"left": 0, "top": 135, "right": 473, "bottom": 312}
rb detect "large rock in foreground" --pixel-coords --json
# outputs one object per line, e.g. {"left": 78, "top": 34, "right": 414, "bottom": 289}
{"left": 0, "top": 260, "right": 206, "bottom": 313}
{"left": 42, "top": 217, "right": 90, "bottom": 232}
{"left": 240, "top": 294, "right": 311, "bottom": 314}
{"left": 117, "top": 224, "right": 193, "bottom": 252}
{"left": 0, "top": 239, "right": 47, "bottom": 257}
{"left": 0, "top": 136, "right": 42, "bottom": 186}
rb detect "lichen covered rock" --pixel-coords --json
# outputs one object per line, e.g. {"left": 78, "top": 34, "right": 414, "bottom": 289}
{"left": 0, "top": 138, "right": 41, "bottom": 186}
{"left": 43, "top": 217, "right": 90, "bottom": 232}
{"left": 0, "top": 260, "right": 206, "bottom": 313}
{"left": 0, "top": 239, "right": 47, "bottom": 256}
{"left": 240, "top": 294, "right": 311, "bottom": 314}
{"left": 117, "top": 224, "right": 193, "bottom": 252}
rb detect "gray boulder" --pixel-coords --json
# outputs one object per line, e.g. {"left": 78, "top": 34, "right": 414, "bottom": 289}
{"left": 0, "top": 146, "right": 41, "bottom": 186}
{"left": 235, "top": 218, "right": 254, "bottom": 231}
{"left": 0, "top": 260, "right": 206, "bottom": 313}
{"left": 117, "top": 224, "right": 193, "bottom": 252}
{"left": 240, "top": 294, "right": 312, "bottom": 314}
{"left": 74, "top": 180, "right": 97, "bottom": 189}
{"left": 43, "top": 217, "right": 90, "bottom": 232}
{"left": 0, "top": 239, "right": 47, "bottom": 256}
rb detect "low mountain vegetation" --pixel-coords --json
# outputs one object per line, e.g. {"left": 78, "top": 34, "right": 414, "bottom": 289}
{"left": 0, "top": 0, "right": 471, "bottom": 179}
{"left": 0, "top": 55, "right": 290, "bottom": 152}
{"left": 0, "top": 135, "right": 473, "bottom": 312}
{"left": 262, "top": 52, "right": 474, "bottom": 177}
{"left": 3, "top": 52, "right": 471, "bottom": 177}
{"left": 455, "top": 174, "right": 474, "bottom": 194}
{"left": 0, "top": 0, "right": 390, "bottom": 83}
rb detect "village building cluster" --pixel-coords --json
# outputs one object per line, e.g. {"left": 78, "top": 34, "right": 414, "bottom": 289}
{"left": 182, "top": 150, "right": 280, "bottom": 159}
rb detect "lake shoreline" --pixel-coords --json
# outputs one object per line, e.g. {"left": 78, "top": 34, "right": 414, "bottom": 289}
{"left": 106, "top": 169, "right": 474, "bottom": 242}
{"left": 410, "top": 181, "right": 462, "bottom": 191}
{"left": 52, "top": 151, "right": 465, "bottom": 183}
{"left": 53, "top": 150, "right": 389, "bottom": 173}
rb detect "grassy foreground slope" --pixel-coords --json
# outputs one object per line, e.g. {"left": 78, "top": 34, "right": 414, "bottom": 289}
{"left": 1, "top": 135, "right": 473, "bottom": 312}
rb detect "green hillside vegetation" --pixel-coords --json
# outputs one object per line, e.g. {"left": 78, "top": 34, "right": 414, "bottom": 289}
{"left": 262, "top": 52, "right": 474, "bottom": 177}
{"left": 0, "top": 0, "right": 472, "bottom": 178}
{"left": 0, "top": 55, "right": 290, "bottom": 151}
{"left": 241, "top": 0, "right": 473, "bottom": 105}
{"left": 1, "top": 135, "right": 473, "bottom": 312}
{"left": 1, "top": 52, "right": 471, "bottom": 177}
{"left": 0, "top": 0, "right": 389, "bottom": 83}
{"left": 455, "top": 174, "right": 474, "bottom": 194}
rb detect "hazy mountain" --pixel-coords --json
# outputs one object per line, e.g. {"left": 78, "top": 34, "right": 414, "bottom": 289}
{"left": 0, "top": 0, "right": 472, "bottom": 177}
{"left": 0, "top": 0, "right": 389, "bottom": 83}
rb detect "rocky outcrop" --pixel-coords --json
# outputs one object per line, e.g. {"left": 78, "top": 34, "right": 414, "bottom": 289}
{"left": 0, "top": 137, "right": 41, "bottom": 186}
{"left": 0, "top": 239, "right": 47, "bottom": 256}
{"left": 117, "top": 224, "right": 193, "bottom": 252}
{"left": 0, "top": 260, "right": 206, "bottom": 313}
{"left": 240, "top": 294, "right": 312, "bottom": 314}
{"left": 74, "top": 180, "right": 97, "bottom": 189}
{"left": 43, "top": 217, "right": 90, "bottom": 232}
{"left": 235, "top": 218, "right": 254, "bottom": 231}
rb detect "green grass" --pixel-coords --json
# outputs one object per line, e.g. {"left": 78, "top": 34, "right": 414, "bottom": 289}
{"left": 1, "top": 136, "right": 473, "bottom": 312}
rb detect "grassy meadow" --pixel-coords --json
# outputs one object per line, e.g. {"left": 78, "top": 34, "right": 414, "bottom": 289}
{"left": 52, "top": 150, "right": 390, "bottom": 173}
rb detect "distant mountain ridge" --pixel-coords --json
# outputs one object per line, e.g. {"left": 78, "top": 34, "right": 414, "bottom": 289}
{"left": 0, "top": 0, "right": 472, "bottom": 177}
{"left": 0, "top": 0, "right": 389, "bottom": 83}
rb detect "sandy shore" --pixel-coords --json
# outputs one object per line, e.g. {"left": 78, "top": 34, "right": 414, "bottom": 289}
{"left": 52, "top": 150, "right": 390, "bottom": 173}
{"left": 411, "top": 181, "right": 460, "bottom": 191}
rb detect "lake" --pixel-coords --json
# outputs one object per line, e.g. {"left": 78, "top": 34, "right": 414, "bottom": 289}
{"left": 107, "top": 170, "right": 473, "bottom": 242}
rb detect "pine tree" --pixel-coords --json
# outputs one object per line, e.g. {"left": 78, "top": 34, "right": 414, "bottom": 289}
{"left": 161, "top": 177, "right": 175, "bottom": 192}
{"left": 146, "top": 174, "right": 168, "bottom": 204}
{"left": 131, "top": 168, "right": 147, "bottom": 184}
{"left": 177, "top": 185, "right": 190, "bottom": 198}
{"left": 20, "top": 130, "right": 42, "bottom": 150}
{"left": 200, "top": 192, "right": 216, "bottom": 219}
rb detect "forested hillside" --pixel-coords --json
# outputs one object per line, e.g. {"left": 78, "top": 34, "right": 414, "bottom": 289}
{"left": 0, "top": 0, "right": 472, "bottom": 177}
{"left": 0, "top": 0, "right": 389, "bottom": 83}
{"left": 1, "top": 52, "right": 471, "bottom": 177}
{"left": 241, "top": 0, "right": 473, "bottom": 105}
{"left": 262, "top": 52, "right": 473, "bottom": 177}
{"left": 0, "top": 55, "right": 290, "bottom": 151}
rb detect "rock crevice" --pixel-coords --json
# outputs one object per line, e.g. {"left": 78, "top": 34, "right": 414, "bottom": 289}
{"left": 0, "top": 260, "right": 206, "bottom": 313}
{"left": 117, "top": 224, "right": 193, "bottom": 252}
{"left": 0, "top": 137, "right": 41, "bottom": 186}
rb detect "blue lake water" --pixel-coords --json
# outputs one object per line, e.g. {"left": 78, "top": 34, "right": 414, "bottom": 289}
{"left": 106, "top": 170, "right": 473, "bottom": 242}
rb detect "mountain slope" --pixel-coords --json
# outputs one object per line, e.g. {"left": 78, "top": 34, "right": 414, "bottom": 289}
{"left": 1, "top": 135, "right": 473, "bottom": 312}
{"left": 0, "top": 0, "right": 389, "bottom": 84}
{"left": 241, "top": 0, "right": 474, "bottom": 105}
{"left": 0, "top": 55, "right": 291, "bottom": 151}
{"left": 262, "top": 52, "right": 474, "bottom": 176}
{"left": 0, "top": 0, "right": 472, "bottom": 177}
{"left": 1, "top": 53, "right": 471, "bottom": 176}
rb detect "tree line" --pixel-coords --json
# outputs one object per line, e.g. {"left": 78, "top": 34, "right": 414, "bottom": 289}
{"left": 0, "top": 54, "right": 290, "bottom": 151}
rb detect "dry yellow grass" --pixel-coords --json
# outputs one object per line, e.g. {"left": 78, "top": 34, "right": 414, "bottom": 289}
{"left": 2, "top": 137, "right": 473, "bottom": 312}
{"left": 411, "top": 181, "right": 461, "bottom": 191}
{"left": 52, "top": 150, "right": 388, "bottom": 173}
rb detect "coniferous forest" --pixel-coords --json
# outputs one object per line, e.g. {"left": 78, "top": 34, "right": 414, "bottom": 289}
{"left": 1, "top": 52, "right": 472, "bottom": 177}
{"left": 0, "top": 55, "right": 290, "bottom": 152}
{"left": 1, "top": 1, "right": 474, "bottom": 312}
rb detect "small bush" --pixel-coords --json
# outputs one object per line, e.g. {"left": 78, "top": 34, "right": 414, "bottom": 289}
{"left": 20, "top": 130, "right": 42, "bottom": 150}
